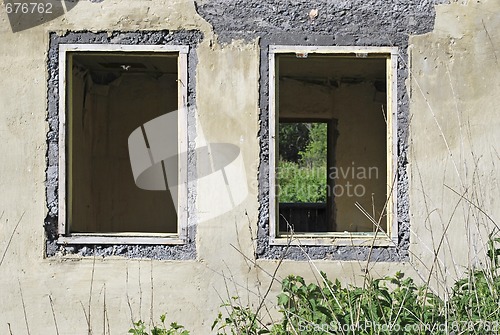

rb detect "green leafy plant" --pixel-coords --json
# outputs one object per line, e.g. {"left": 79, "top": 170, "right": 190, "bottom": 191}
{"left": 446, "top": 236, "right": 500, "bottom": 333}
{"left": 277, "top": 160, "right": 327, "bottom": 203}
{"left": 211, "top": 296, "right": 270, "bottom": 335}
{"left": 133, "top": 238, "right": 500, "bottom": 335}
{"left": 211, "top": 236, "right": 500, "bottom": 334}
{"left": 274, "top": 271, "right": 445, "bottom": 334}
{"left": 129, "top": 314, "right": 189, "bottom": 335}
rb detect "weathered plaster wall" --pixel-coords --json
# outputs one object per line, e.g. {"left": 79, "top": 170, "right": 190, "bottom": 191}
{"left": 197, "top": 0, "right": 445, "bottom": 261}
{"left": 409, "top": 0, "right": 500, "bottom": 292}
{"left": 0, "top": 0, "right": 498, "bottom": 334}
{"left": 0, "top": 2, "right": 226, "bottom": 333}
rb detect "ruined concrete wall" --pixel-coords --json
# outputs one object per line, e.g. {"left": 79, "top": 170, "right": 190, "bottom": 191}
{"left": 408, "top": 0, "right": 500, "bottom": 291}
{"left": 0, "top": 0, "right": 498, "bottom": 334}
{"left": 196, "top": 0, "right": 444, "bottom": 260}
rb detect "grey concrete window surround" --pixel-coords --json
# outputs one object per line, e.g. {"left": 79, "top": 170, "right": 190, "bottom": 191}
{"left": 195, "top": 0, "right": 446, "bottom": 261}
{"left": 45, "top": 31, "right": 202, "bottom": 259}
{"left": 259, "top": 45, "right": 402, "bottom": 261}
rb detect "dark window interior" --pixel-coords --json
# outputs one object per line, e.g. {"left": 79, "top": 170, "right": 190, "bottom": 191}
{"left": 68, "top": 52, "right": 179, "bottom": 234}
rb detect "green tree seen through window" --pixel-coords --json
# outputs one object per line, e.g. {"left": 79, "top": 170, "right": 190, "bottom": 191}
{"left": 278, "top": 122, "right": 327, "bottom": 203}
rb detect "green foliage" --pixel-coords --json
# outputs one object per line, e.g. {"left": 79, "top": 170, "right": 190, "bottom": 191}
{"left": 212, "top": 237, "right": 500, "bottom": 335}
{"left": 277, "top": 160, "right": 326, "bottom": 203}
{"left": 129, "top": 314, "right": 189, "bottom": 335}
{"left": 278, "top": 122, "right": 328, "bottom": 203}
{"left": 298, "top": 123, "right": 327, "bottom": 169}
{"left": 132, "top": 239, "right": 500, "bottom": 335}
{"left": 211, "top": 297, "right": 270, "bottom": 335}
{"left": 274, "top": 271, "right": 444, "bottom": 334}
{"left": 278, "top": 123, "right": 310, "bottom": 162}
{"left": 446, "top": 236, "right": 500, "bottom": 333}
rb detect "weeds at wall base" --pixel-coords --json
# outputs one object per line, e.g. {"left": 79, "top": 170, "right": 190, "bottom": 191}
{"left": 129, "top": 314, "right": 190, "bottom": 335}
{"left": 132, "top": 237, "right": 500, "bottom": 335}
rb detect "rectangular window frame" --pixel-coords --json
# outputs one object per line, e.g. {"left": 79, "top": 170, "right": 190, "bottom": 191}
{"left": 268, "top": 45, "right": 398, "bottom": 246}
{"left": 57, "top": 44, "right": 189, "bottom": 245}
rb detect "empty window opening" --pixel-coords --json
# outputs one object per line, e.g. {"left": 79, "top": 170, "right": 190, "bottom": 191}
{"left": 278, "top": 120, "right": 336, "bottom": 232}
{"left": 59, "top": 45, "right": 188, "bottom": 242}
{"left": 270, "top": 47, "right": 397, "bottom": 241}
